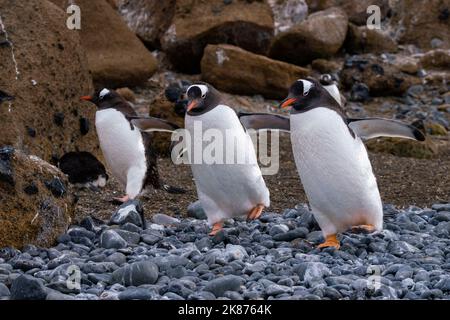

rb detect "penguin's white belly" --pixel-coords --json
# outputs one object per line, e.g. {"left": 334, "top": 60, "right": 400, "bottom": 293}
{"left": 95, "top": 109, "right": 147, "bottom": 188}
{"left": 291, "top": 107, "right": 383, "bottom": 235}
{"left": 186, "top": 105, "right": 270, "bottom": 225}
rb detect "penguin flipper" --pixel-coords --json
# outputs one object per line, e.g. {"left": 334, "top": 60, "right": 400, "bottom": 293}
{"left": 238, "top": 112, "right": 290, "bottom": 132}
{"left": 347, "top": 118, "right": 426, "bottom": 141}
{"left": 129, "top": 116, "right": 179, "bottom": 133}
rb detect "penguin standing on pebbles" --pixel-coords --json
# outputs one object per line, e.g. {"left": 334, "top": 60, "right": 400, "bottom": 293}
{"left": 134, "top": 83, "right": 270, "bottom": 236}
{"left": 81, "top": 88, "right": 182, "bottom": 203}
{"left": 185, "top": 83, "right": 270, "bottom": 235}
{"left": 240, "top": 78, "right": 425, "bottom": 249}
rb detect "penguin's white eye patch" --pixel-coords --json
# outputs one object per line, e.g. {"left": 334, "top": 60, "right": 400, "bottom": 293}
{"left": 99, "top": 88, "right": 110, "bottom": 99}
{"left": 187, "top": 84, "right": 208, "bottom": 99}
{"left": 298, "top": 80, "right": 313, "bottom": 96}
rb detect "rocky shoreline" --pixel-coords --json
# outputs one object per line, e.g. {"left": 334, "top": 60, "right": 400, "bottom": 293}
{"left": 1, "top": 201, "right": 449, "bottom": 300}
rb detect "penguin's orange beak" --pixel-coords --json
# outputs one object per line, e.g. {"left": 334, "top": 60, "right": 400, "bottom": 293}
{"left": 187, "top": 99, "right": 199, "bottom": 112}
{"left": 278, "top": 97, "right": 297, "bottom": 109}
{"left": 81, "top": 96, "right": 93, "bottom": 101}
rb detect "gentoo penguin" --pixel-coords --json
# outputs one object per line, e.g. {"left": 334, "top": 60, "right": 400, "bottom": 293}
{"left": 81, "top": 88, "right": 182, "bottom": 203}
{"left": 58, "top": 152, "right": 109, "bottom": 190}
{"left": 0, "top": 90, "right": 14, "bottom": 104}
{"left": 239, "top": 78, "right": 425, "bottom": 249}
{"left": 319, "top": 74, "right": 342, "bottom": 106}
{"left": 133, "top": 83, "right": 270, "bottom": 235}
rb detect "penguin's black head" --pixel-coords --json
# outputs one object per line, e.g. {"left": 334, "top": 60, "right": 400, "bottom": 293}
{"left": 278, "top": 78, "right": 335, "bottom": 112}
{"left": 185, "top": 83, "right": 221, "bottom": 116}
{"left": 81, "top": 88, "right": 119, "bottom": 107}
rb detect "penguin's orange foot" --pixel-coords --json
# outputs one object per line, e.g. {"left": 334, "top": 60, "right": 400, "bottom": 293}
{"left": 209, "top": 222, "right": 223, "bottom": 236}
{"left": 351, "top": 224, "right": 376, "bottom": 234}
{"left": 113, "top": 195, "right": 130, "bottom": 204}
{"left": 247, "top": 204, "right": 264, "bottom": 221}
{"left": 318, "top": 234, "right": 340, "bottom": 250}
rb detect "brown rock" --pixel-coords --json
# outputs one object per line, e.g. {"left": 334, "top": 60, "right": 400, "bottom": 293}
{"left": 201, "top": 44, "right": 310, "bottom": 99}
{"left": 116, "top": 0, "right": 176, "bottom": 48}
{"left": 340, "top": 55, "right": 421, "bottom": 96}
{"left": 106, "top": 0, "right": 120, "bottom": 9}
{"left": 116, "top": 87, "right": 137, "bottom": 103}
{"left": 420, "top": 49, "right": 450, "bottom": 69}
{"left": 269, "top": 7, "right": 348, "bottom": 66}
{"left": 148, "top": 93, "right": 185, "bottom": 156}
{"left": 268, "top": 0, "right": 308, "bottom": 34}
{"left": 161, "top": 0, "right": 274, "bottom": 73}
{"left": 51, "top": 0, "right": 158, "bottom": 88}
{"left": 0, "top": 0, "right": 99, "bottom": 163}
{"left": 306, "top": 0, "right": 389, "bottom": 25}
{"left": 345, "top": 23, "right": 398, "bottom": 54}
{"left": 427, "top": 122, "right": 448, "bottom": 135}
{"left": 311, "top": 59, "right": 342, "bottom": 73}
{"left": 0, "top": 147, "right": 76, "bottom": 248}
{"left": 392, "top": 56, "right": 421, "bottom": 75}
{"left": 366, "top": 138, "right": 438, "bottom": 159}
{"left": 390, "top": 0, "right": 449, "bottom": 49}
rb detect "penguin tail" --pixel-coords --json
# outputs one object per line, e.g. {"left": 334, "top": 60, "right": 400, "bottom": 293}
{"left": 162, "top": 184, "right": 186, "bottom": 194}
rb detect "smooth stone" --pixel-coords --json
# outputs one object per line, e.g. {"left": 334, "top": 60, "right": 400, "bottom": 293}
{"left": 106, "top": 252, "right": 127, "bottom": 266}
{"left": 265, "top": 284, "right": 293, "bottom": 296}
{"left": 435, "top": 211, "right": 450, "bottom": 222}
{"left": 120, "top": 223, "right": 142, "bottom": 233}
{"left": 244, "top": 261, "right": 267, "bottom": 274}
{"left": 110, "top": 200, "right": 144, "bottom": 227}
{"left": 111, "top": 260, "right": 159, "bottom": 286}
{"left": 395, "top": 265, "right": 414, "bottom": 280}
{"left": 224, "top": 245, "right": 248, "bottom": 261}
{"left": 432, "top": 204, "right": 450, "bottom": 212}
{"left": 435, "top": 276, "right": 450, "bottom": 291}
{"left": 187, "top": 201, "right": 207, "bottom": 220}
{"left": 294, "top": 262, "right": 331, "bottom": 287}
{"left": 10, "top": 275, "right": 47, "bottom": 300}
{"left": 188, "top": 291, "right": 216, "bottom": 300}
{"left": 388, "top": 241, "right": 419, "bottom": 256}
{"left": 269, "top": 224, "right": 289, "bottom": 236}
{"left": 10, "top": 259, "right": 43, "bottom": 272}
{"left": 141, "top": 231, "right": 163, "bottom": 245}
{"left": 115, "top": 230, "right": 141, "bottom": 245}
{"left": 46, "top": 290, "right": 76, "bottom": 300}
{"left": 0, "top": 283, "right": 10, "bottom": 297}
{"left": 67, "top": 227, "right": 96, "bottom": 240}
{"left": 152, "top": 213, "right": 180, "bottom": 226}
{"left": 99, "top": 230, "right": 128, "bottom": 249}
{"left": 204, "top": 275, "right": 243, "bottom": 298}
{"left": 118, "top": 287, "right": 156, "bottom": 300}
{"left": 87, "top": 273, "right": 112, "bottom": 284}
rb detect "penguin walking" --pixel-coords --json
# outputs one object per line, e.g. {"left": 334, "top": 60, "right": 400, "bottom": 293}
{"left": 239, "top": 78, "right": 425, "bottom": 249}
{"left": 133, "top": 83, "right": 270, "bottom": 235}
{"left": 81, "top": 89, "right": 182, "bottom": 203}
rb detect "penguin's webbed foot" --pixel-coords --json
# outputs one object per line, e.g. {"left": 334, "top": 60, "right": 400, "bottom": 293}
{"left": 318, "top": 234, "right": 340, "bottom": 250}
{"left": 209, "top": 222, "right": 224, "bottom": 236}
{"left": 112, "top": 195, "right": 130, "bottom": 204}
{"left": 247, "top": 204, "right": 264, "bottom": 221}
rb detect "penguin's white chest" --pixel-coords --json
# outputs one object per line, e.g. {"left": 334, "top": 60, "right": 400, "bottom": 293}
{"left": 95, "top": 109, "right": 147, "bottom": 186}
{"left": 290, "top": 107, "right": 382, "bottom": 235}
{"left": 185, "top": 105, "right": 270, "bottom": 224}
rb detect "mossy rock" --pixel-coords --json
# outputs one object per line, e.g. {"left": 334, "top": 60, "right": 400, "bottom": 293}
{"left": 366, "top": 138, "right": 438, "bottom": 159}
{"left": 427, "top": 123, "right": 448, "bottom": 136}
